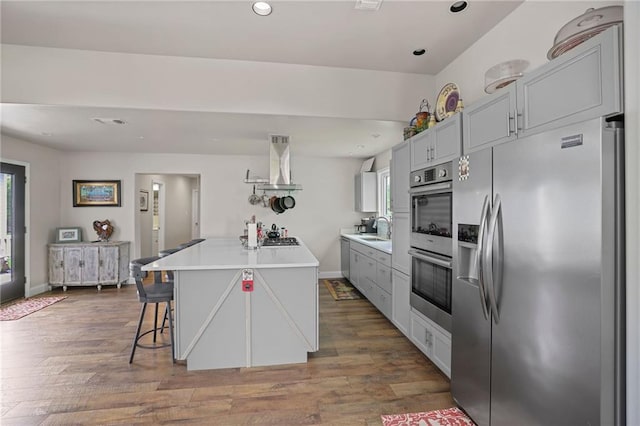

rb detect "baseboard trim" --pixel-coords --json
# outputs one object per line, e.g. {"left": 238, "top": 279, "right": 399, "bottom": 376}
{"left": 319, "top": 271, "right": 344, "bottom": 280}
{"left": 28, "top": 282, "right": 50, "bottom": 297}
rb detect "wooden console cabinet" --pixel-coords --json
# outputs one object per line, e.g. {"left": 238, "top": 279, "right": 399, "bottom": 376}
{"left": 48, "top": 241, "right": 130, "bottom": 291}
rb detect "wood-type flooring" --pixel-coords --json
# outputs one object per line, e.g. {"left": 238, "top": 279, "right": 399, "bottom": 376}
{"left": 0, "top": 282, "right": 453, "bottom": 425}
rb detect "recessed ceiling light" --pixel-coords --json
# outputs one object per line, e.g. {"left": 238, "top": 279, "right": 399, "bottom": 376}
{"left": 413, "top": 49, "right": 426, "bottom": 56}
{"left": 450, "top": 1, "right": 468, "bottom": 13}
{"left": 356, "top": 144, "right": 365, "bottom": 149}
{"left": 252, "top": 2, "right": 272, "bottom": 16}
{"left": 41, "top": 132, "right": 53, "bottom": 136}
{"left": 138, "top": 136, "right": 145, "bottom": 139}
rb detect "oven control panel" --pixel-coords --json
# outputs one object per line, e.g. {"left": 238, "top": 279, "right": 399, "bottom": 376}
{"left": 410, "top": 162, "right": 453, "bottom": 188}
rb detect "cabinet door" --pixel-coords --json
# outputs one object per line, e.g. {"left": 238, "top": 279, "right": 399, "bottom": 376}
{"left": 434, "top": 113, "right": 462, "bottom": 163}
{"left": 376, "top": 263, "right": 392, "bottom": 294}
{"left": 410, "top": 130, "right": 434, "bottom": 171}
{"left": 349, "top": 249, "right": 360, "bottom": 291}
{"left": 361, "top": 255, "right": 377, "bottom": 287}
{"left": 48, "top": 247, "right": 64, "bottom": 285}
{"left": 410, "top": 310, "right": 432, "bottom": 358}
{"left": 392, "top": 269, "right": 410, "bottom": 337}
{"left": 355, "top": 172, "right": 377, "bottom": 213}
{"left": 430, "top": 323, "right": 452, "bottom": 378}
{"left": 518, "top": 25, "right": 622, "bottom": 137}
{"left": 99, "top": 246, "right": 119, "bottom": 284}
{"left": 118, "top": 242, "right": 130, "bottom": 283}
{"left": 391, "top": 213, "right": 410, "bottom": 275}
{"left": 391, "top": 141, "right": 410, "bottom": 213}
{"left": 63, "top": 246, "right": 83, "bottom": 284}
{"left": 463, "top": 86, "right": 516, "bottom": 154}
{"left": 81, "top": 246, "right": 100, "bottom": 284}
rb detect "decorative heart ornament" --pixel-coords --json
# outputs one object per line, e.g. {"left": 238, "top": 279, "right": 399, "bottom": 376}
{"left": 93, "top": 220, "right": 114, "bottom": 241}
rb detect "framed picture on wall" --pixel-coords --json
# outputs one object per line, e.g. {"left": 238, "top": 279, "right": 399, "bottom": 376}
{"left": 55, "top": 227, "right": 82, "bottom": 243}
{"left": 139, "top": 190, "right": 149, "bottom": 211}
{"left": 73, "top": 180, "right": 121, "bottom": 207}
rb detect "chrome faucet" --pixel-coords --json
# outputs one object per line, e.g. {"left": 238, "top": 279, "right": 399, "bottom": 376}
{"left": 375, "top": 216, "right": 392, "bottom": 240}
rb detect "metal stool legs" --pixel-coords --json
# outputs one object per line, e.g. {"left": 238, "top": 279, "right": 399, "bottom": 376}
{"left": 129, "top": 301, "right": 175, "bottom": 364}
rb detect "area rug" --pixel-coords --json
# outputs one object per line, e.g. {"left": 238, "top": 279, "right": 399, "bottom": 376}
{"left": 381, "top": 407, "right": 476, "bottom": 426}
{"left": 0, "top": 296, "right": 67, "bottom": 321}
{"left": 323, "top": 279, "right": 363, "bottom": 301}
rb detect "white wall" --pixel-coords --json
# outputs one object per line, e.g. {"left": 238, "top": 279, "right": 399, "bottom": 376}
{"left": 1, "top": 44, "right": 433, "bottom": 123}
{"left": 56, "top": 151, "right": 363, "bottom": 278}
{"left": 1, "top": 134, "right": 61, "bottom": 295}
{"left": 434, "top": 1, "right": 622, "bottom": 105}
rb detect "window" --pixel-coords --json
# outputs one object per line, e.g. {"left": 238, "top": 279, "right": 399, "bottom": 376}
{"left": 378, "top": 167, "right": 391, "bottom": 218}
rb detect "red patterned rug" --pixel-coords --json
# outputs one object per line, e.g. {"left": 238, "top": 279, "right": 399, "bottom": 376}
{"left": 382, "top": 407, "right": 476, "bottom": 426}
{"left": 0, "top": 296, "right": 67, "bottom": 321}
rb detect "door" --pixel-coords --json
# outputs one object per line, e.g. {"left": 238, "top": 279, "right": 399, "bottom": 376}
{"left": 191, "top": 189, "right": 200, "bottom": 239}
{"left": 0, "top": 162, "right": 26, "bottom": 302}
{"left": 152, "top": 181, "right": 165, "bottom": 252}
{"left": 490, "top": 119, "right": 609, "bottom": 425}
{"left": 451, "top": 147, "right": 493, "bottom": 426}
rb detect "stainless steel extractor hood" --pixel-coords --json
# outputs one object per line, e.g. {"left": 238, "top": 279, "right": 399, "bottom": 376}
{"left": 244, "top": 135, "right": 302, "bottom": 191}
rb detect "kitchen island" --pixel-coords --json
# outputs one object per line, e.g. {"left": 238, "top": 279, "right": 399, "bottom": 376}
{"left": 143, "top": 238, "right": 319, "bottom": 371}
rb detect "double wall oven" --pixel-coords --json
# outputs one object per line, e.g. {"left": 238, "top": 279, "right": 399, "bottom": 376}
{"left": 409, "top": 162, "right": 453, "bottom": 332}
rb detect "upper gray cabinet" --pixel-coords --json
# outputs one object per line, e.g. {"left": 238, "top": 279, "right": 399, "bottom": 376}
{"left": 355, "top": 172, "right": 377, "bottom": 212}
{"left": 391, "top": 141, "right": 410, "bottom": 213}
{"left": 463, "top": 25, "right": 622, "bottom": 154}
{"left": 410, "top": 112, "right": 462, "bottom": 171}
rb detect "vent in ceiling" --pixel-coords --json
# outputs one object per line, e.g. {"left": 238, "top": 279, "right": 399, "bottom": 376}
{"left": 92, "top": 118, "right": 127, "bottom": 125}
{"left": 354, "top": 0, "right": 382, "bottom": 11}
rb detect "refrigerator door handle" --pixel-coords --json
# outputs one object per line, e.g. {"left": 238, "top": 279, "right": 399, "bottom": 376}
{"left": 476, "top": 194, "right": 491, "bottom": 321}
{"left": 484, "top": 193, "right": 502, "bottom": 323}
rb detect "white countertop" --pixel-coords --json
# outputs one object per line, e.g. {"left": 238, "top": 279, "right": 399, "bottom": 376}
{"left": 340, "top": 232, "right": 392, "bottom": 255}
{"left": 143, "top": 237, "right": 319, "bottom": 271}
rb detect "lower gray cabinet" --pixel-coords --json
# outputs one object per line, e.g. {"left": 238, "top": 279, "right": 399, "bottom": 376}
{"left": 350, "top": 241, "right": 392, "bottom": 321}
{"left": 48, "top": 241, "right": 130, "bottom": 291}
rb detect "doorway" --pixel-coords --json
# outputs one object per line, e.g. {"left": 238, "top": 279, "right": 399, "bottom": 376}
{"left": 0, "top": 162, "right": 26, "bottom": 303}
{"left": 135, "top": 173, "right": 200, "bottom": 258}
{"left": 151, "top": 180, "right": 165, "bottom": 255}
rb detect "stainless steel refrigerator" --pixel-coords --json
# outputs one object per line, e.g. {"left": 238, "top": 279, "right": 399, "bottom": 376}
{"left": 451, "top": 117, "right": 625, "bottom": 426}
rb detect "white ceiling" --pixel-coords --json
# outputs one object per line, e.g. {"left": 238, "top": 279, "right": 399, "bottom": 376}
{"left": 0, "top": 0, "right": 523, "bottom": 158}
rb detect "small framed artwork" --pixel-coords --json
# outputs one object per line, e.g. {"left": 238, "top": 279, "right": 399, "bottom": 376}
{"left": 55, "top": 227, "right": 82, "bottom": 243}
{"left": 139, "top": 190, "right": 149, "bottom": 211}
{"left": 73, "top": 180, "right": 121, "bottom": 207}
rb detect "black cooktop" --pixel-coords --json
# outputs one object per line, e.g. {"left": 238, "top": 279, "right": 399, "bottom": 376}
{"left": 262, "top": 237, "right": 299, "bottom": 247}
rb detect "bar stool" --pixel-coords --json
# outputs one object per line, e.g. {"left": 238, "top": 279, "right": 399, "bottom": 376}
{"left": 129, "top": 256, "right": 175, "bottom": 364}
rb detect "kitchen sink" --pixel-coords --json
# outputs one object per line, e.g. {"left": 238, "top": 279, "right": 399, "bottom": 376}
{"left": 357, "top": 235, "right": 387, "bottom": 241}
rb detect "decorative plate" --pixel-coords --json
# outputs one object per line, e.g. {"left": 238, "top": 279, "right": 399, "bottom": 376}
{"left": 435, "top": 83, "right": 459, "bottom": 122}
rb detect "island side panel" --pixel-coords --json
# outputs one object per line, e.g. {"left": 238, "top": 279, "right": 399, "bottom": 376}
{"left": 175, "top": 269, "right": 247, "bottom": 371}
{"left": 250, "top": 267, "right": 319, "bottom": 367}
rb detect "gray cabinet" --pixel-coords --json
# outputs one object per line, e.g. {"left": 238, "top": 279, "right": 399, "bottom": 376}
{"left": 48, "top": 241, "right": 130, "bottom": 291}
{"left": 391, "top": 213, "right": 410, "bottom": 275}
{"left": 354, "top": 172, "right": 377, "bottom": 212}
{"left": 410, "top": 309, "right": 451, "bottom": 378}
{"left": 350, "top": 241, "right": 392, "bottom": 320}
{"left": 410, "top": 113, "right": 462, "bottom": 171}
{"left": 391, "top": 141, "right": 410, "bottom": 213}
{"left": 463, "top": 25, "right": 622, "bottom": 154}
{"left": 391, "top": 268, "right": 410, "bottom": 337}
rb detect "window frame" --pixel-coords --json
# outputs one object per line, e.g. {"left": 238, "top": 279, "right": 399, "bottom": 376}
{"left": 377, "top": 167, "right": 391, "bottom": 219}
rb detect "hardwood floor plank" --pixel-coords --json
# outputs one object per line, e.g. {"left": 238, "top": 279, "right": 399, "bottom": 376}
{"left": 0, "top": 282, "right": 454, "bottom": 424}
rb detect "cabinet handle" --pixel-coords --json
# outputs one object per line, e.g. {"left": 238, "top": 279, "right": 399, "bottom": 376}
{"left": 79, "top": 260, "right": 84, "bottom": 267}
{"left": 507, "top": 111, "right": 514, "bottom": 135}
{"left": 430, "top": 146, "right": 435, "bottom": 160}
{"left": 99, "top": 260, "right": 103, "bottom": 267}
